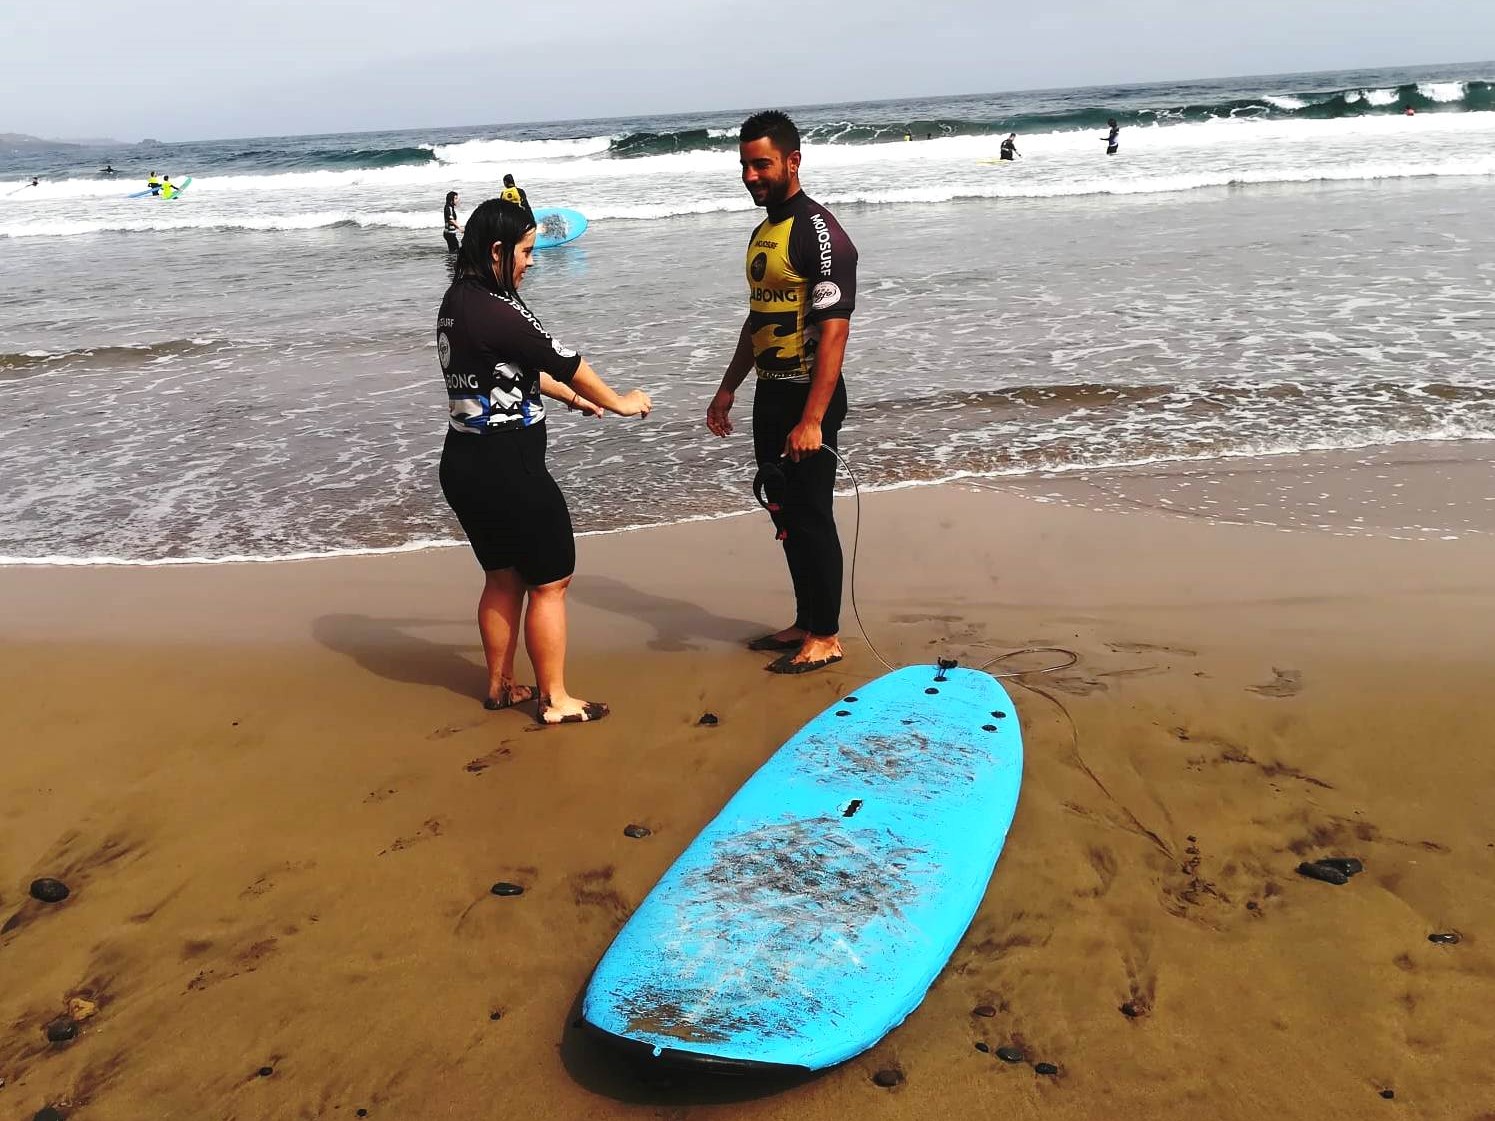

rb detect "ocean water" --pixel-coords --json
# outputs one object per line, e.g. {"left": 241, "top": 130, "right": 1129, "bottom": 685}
{"left": 2, "top": 63, "right": 1493, "bottom": 564}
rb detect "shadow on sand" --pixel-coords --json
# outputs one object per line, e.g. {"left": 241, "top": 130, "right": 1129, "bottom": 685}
{"left": 566, "top": 574, "right": 768, "bottom": 653}
{"left": 312, "top": 613, "right": 484, "bottom": 702}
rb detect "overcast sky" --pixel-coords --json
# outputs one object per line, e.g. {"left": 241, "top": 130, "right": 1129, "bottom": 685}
{"left": 4, "top": 0, "right": 1492, "bottom": 141}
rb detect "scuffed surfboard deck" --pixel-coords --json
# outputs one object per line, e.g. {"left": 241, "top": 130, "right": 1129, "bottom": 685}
{"left": 582, "top": 664, "right": 1023, "bottom": 1073}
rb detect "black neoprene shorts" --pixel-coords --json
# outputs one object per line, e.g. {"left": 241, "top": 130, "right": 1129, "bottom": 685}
{"left": 439, "top": 422, "right": 576, "bottom": 585}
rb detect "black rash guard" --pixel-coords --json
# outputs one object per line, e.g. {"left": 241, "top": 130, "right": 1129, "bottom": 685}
{"left": 744, "top": 191, "right": 858, "bottom": 385}
{"left": 436, "top": 277, "right": 582, "bottom": 433}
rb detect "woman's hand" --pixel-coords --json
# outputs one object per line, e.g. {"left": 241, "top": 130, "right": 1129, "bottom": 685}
{"left": 615, "top": 390, "right": 652, "bottom": 418}
{"left": 568, "top": 393, "right": 604, "bottom": 418}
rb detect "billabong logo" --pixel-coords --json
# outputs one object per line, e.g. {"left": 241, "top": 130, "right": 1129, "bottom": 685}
{"left": 750, "top": 252, "right": 768, "bottom": 282}
{"left": 811, "top": 282, "right": 841, "bottom": 310}
{"left": 437, "top": 331, "right": 452, "bottom": 370}
{"left": 550, "top": 337, "right": 576, "bottom": 359}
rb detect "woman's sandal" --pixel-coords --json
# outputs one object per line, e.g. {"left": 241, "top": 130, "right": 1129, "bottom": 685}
{"left": 483, "top": 682, "right": 537, "bottom": 711}
{"left": 538, "top": 697, "right": 610, "bottom": 725}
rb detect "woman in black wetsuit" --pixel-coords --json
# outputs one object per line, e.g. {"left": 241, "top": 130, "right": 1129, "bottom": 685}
{"left": 443, "top": 191, "right": 462, "bottom": 252}
{"left": 437, "top": 199, "right": 652, "bottom": 724}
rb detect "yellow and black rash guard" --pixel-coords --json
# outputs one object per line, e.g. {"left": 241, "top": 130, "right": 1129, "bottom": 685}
{"left": 745, "top": 191, "right": 857, "bottom": 384}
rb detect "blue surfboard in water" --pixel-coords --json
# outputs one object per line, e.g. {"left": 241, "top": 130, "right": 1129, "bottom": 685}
{"left": 532, "top": 206, "right": 588, "bottom": 248}
{"left": 582, "top": 663, "right": 1023, "bottom": 1074}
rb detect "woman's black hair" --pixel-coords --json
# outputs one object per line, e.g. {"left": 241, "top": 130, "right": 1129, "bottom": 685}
{"left": 445, "top": 190, "right": 458, "bottom": 206}
{"left": 453, "top": 198, "right": 536, "bottom": 298}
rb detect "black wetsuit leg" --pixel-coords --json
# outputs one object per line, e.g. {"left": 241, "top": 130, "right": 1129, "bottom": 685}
{"left": 444, "top": 231, "right": 460, "bottom": 253}
{"left": 752, "top": 377, "right": 848, "bottom": 636}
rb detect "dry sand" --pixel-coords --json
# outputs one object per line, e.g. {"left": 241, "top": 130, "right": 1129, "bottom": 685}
{"left": 2, "top": 475, "right": 1493, "bottom": 1120}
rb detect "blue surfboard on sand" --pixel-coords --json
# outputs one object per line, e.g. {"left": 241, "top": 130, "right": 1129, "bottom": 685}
{"left": 532, "top": 206, "right": 587, "bottom": 248}
{"left": 582, "top": 663, "right": 1023, "bottom": 1074}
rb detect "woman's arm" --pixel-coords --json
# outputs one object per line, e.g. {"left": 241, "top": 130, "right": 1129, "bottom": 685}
{"left": 539, "top": 372, "right": 603, "bottom": 417}
{"left": 557, "top": 359, "right": 652, "bottom": 418}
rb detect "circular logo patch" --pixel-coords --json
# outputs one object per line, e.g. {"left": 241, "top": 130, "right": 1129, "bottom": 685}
{"left": 750, "top": 252, "right": 768, "bottom": 282}
{"left": 437, "top": 331, "right": 452, "bottom": 370}
{"left": 811, "top": 281, "right": 842, "bottom": 310}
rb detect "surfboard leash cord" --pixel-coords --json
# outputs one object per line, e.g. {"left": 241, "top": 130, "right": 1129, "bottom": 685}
{"left": 828, "top": 446, "right": 1079, "bottom": 682}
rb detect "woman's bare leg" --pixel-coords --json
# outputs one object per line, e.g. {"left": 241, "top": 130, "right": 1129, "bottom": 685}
{"left": 478, "top": 568, "right": 532, "bottom": 705}
{"left": 525, "top": 576, "right": 605, "bottom": 722}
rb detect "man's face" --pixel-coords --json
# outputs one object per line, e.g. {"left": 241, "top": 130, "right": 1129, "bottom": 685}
{"left": 740, "top": 138, "right": 800, "bottom": 207}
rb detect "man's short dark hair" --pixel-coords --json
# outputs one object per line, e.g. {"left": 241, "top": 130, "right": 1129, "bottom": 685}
{"left": 740, "top": 110, "right": 800, "bottom": 155}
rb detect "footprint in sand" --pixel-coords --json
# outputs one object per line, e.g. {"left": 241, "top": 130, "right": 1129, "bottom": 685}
{"left": 465, "top": 748, "right": 513, "bottom": 774}
{"left": 1248, "top": 668, "right": 1303, "bottom": 698}
{"left": 1105, "top": 641, "right": 1198, "bottom": 656}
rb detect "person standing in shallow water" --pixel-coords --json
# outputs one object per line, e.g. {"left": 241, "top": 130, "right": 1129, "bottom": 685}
{"left": 705, "top": 110, "right": 859, "bottom": 675}
{"left": 1103, "top": 118, "right": 1120, "bottom": 155}
{"left": 437, "top": 198, "right": 652, "bottom": 724}
{"left": 443, "top": 191, "right": 462, "bottom": 253}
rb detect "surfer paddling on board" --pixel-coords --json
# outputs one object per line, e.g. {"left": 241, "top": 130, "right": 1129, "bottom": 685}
{"left": 706, "top": 110, "right": 859, "bottom": 676}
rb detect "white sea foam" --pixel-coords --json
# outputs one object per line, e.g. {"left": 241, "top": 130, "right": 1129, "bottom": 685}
{"left": 430, "top": 136, "right": 615, "bottom": 163}
{"left": 1265, "top": 95, "right": 1308, "bottom": 110}
{"left": 1418, "top": 81, "right": 1468, "bottom": 103}
{"left": 1364, "top": 88, "right": 1399, "bottom": 106}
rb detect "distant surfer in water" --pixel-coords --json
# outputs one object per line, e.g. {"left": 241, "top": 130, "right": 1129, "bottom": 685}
{"left": 159, "top": 175, "right": 177, "bottom": 200}
{"left": 1000, "top": 133, "right": 1020, "bottom": 160}
{"left": 436, "top": 198, "right": 652, "bottom": 723}
{"left": 101, "top": 163, "right": 117, "bottom": 176}
{"left": 147, "top": 171, "right": 162, "bottom": 195}
{"left": 706, "top": 110, "right": 859, "bottom": 675}
{"left": 1103, "top": 118, "right": 1120, "bottom": 155}
{"left": 501, "top": 174, "right": 532, "bottom": 220}
{"left": 443, "top": 190, "right": 462, "bottom": 253}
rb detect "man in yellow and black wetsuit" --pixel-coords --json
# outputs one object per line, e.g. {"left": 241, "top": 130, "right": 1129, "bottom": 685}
{"left": 147, "top": 171, "right": 162, "bottom": 195}
{"left": 705, "top": 110, "right": 859, "bottom": 675}
{"left": 501, "top": 174, "right": 533, "bottom": 221}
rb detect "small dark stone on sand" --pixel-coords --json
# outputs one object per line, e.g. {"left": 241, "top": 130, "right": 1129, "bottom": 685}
{"left": 697, "top": 713, "right": 719, "bottom": 726}
{"left": 1246, "top": 901, "right": 1258, "bottom": 910}
{"left": 1120, "top": 1001, "right": 1144, "bottom": 1018}
{"left": 1318, "top": 856, "right": 1364, "bottom": 877}
{"left": 996, "top": 1046, "right": 1026, "bottom": 1063}
{"left": 1428, "top": 932, "right": 1461, "bottom": 945}
{"left": 1296, "top": 860, "right": 1349, "bottom": 885}
{"left": 44, "top": 1018, "right": 77, "bottom": 1043}
{"left": 1380, "top": 1089, "right": 1395, "bottom": 1100}
{"left": 973, "top": 1004, "right": 997, "bottom": 1018}
{"left": 974, "top": 1042, "right": 990, "bottom": 1053}
{"left": 1034, "top": 1062, "right": 1059, "bottom": 1076}
{"left": 257, "top": 1066, "right": 274, "bottom": 1077}
{"left": 623, "top": 824, "right": 652, "bottom": 839}
{"left": 489, "top": 1011, "right": 502, "bottom": 1021}
{"left": 1187, "top": 834, "right": 1197, "bottom": 843}
{"left": 34, "top": 1110, "right": 66, "bottom": 1121}
{"left": 490, "top": 882, "right": 524, "bottom": 896}
{"left": 872, "top": 1068, "right": 904, "bottom": 1088}
{"left": 357, "top": 1111, "right": 369, "bottom": 1117}
{"left": 30, "top": 878, "right": 70, "bottom": 903}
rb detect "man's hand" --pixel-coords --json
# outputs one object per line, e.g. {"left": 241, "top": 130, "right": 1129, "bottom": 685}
{"left": 783, "top": 420, "right": 823, "bottom": 462}
{"left": 706, "top": 389, "right": 735, "bottom": 437}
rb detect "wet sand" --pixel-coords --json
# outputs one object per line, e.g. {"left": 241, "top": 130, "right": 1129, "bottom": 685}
{"left": 2, "top": 470, "right": 1494, "bottom": 1120}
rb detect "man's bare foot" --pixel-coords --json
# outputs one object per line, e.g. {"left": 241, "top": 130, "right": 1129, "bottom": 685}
{"left": 747, "top": 627, "right": 807, "bottom": 651}
{"left": 766, "top": 635, "right": 845, "bottom": 675}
